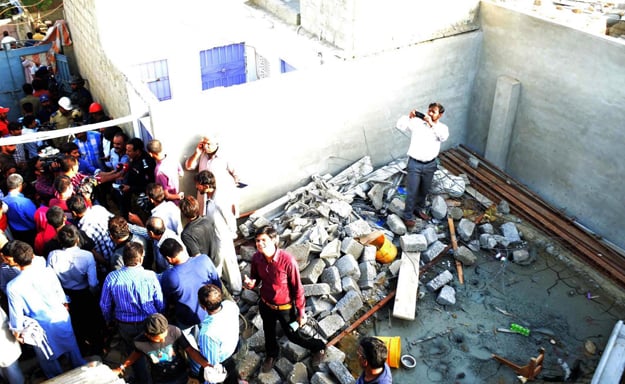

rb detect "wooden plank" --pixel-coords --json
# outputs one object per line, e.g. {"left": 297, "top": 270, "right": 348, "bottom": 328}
{"left": 392, "top": 251, "right": 421, "bottom": 320}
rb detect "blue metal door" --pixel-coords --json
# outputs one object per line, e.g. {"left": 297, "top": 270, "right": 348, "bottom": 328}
{"left": 137, "top": 59, "right": 172, "bottom": 101}
{"left": 55, "top": 53, "right": 72, "bottom": 95}
{"left": 199, "top": 43, "right": 246, "bottom": 90}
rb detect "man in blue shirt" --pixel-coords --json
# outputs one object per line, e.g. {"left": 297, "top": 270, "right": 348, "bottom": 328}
{"left": 2, "top": 174, "right": 36, "bottom": 244}
{"left": 100, "top": 242, "right": 163, "bottom": 384}
{"left": 356, "top": 337, "right": 393, "bottom": 384}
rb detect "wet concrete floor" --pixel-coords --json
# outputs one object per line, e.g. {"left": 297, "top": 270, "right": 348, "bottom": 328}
{"left": 342, "top": 216, "right": 625, "bottom": 384}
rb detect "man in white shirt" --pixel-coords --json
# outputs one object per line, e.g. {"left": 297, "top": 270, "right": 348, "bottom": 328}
{"left": 396, "top": 102, "right": 449, "bottom": 226}
{"left": 1, "top": 31, "right": 17, "bottom": 50}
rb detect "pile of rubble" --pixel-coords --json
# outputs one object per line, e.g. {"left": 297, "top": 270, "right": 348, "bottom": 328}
{"left": 233, "top": 156, "right": 535, "bottom": 384}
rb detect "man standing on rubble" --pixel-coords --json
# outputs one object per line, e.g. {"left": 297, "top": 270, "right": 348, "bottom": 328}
{"left": 243, "top": 225, "right": 326, "bottom": 373}
{"left": 396, "top": 102, "right": 449, "bottom": 226}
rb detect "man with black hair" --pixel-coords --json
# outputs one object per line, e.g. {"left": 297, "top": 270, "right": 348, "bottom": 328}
{"left": 396, "top": 102, "right": 449, "bottom": 226}
{"left": 355, "top": 337, "right": 393, "bottom": 384}
{"left": 19, "top": 83, "right": 40, "bottom": 115}
{"left": 146, "top": 216, "right": 180, "bottom": 273}
{"left": 244, "top": 225, "right": 326, "bottom": 373}
{"left": 68, "top": 194, "right": 115, "bottom": 268}
{"left": 119, "top": 138, "right": 155, "bottom": 220}
{"left": 47, "top": 224, "right": 104, "bottom": 355}
{"left": 108, "top": 215, "right": 149, "bottom": 271}
{"left": 145, "top": 183, "right": 182, "bottom": 234}
{"left": 7, "top": 241, "right": 86, "bottom": 378}
{"left": 197, "top": 284, "right": 240, "bottom": 384}
{"left": 112, "top": 313, "right": 212, "bottom": 384}
{"left": 100, "top": 242, "right": 163, "bottom": 384}
{"left": 3, "top": 174, "right": 36, "bottom": 244}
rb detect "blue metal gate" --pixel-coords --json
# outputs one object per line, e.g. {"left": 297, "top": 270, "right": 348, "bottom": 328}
{"left": 137, "top": 59, "right": 172, "bottom": 101}
{"left": 55, "top": 53, "right": 72, "bottom": 95}
{"left": 199, "top": 43, "right": 246, "bottom": 90}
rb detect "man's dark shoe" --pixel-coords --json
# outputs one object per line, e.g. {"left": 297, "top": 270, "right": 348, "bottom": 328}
{"left": 418, "top": 210, "right": 431, "bottom": 221}
{"left": 311, "top": 349, "right": 326, "bottom": 370}
{"left": 261, "top": 357, "right": 275, "bottom": 373}
{"left": 403, "top": 218, "right": 416, "bottom": 228}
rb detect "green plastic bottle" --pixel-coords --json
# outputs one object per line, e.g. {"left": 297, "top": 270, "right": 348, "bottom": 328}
{"left": 510, "top": 323, "right": 530, "bottom": 336}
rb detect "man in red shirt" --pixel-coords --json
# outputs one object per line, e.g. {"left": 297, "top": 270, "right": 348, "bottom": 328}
{"left": 243, "top": 225, "right": 326, "bottom": 373}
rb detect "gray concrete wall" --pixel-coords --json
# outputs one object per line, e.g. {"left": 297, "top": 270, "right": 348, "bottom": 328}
{"left": 149, "top": 32, "right": 480, "bottom": 213}
{"left": 468, "top": 2, "right": 625, "bottom": 249}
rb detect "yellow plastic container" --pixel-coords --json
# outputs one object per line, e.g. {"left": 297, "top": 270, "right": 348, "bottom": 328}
{"left": 375, "top": 336, "right": 402, "bottom": 368}
{"left": 374, "top": 235, "right": 397, "bottom": 264}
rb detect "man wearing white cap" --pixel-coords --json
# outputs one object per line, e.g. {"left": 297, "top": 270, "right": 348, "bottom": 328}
{"left": 49, "top": 96, "right": 75, "bottom": 148}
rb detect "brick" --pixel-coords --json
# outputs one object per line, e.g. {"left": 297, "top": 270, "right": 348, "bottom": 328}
{"left": 358, "top": 262, "right": 376, "bottom": 289}
{"left": 287, "top": 362, "right": 309, "bottom": 384}
{"left": 237, "top": 350, "right": 262, "bottom": 380}
{"left": 335, "top": 254, "right": 361, "bottom": 279}
{"left": 430, "top": 195, "right": 448, "bottom": 220}
{"left": 320, "top": 238, "right": 341, "bottom": 259}
{"left": 301, "top": 258, "right": 326, "bottom": 284}
{"left": 422, "top": 240, "right": 447, "bottom": 263}
{"left": 317, "top": 313, "right": 345, "bottom": 340}
{"left": 275, "top": 357, "right": 294, "bottom": 378}
{"left": 336, "top": 289, "right": 363, "bottom": 321}
{"left": 386, "top": 213, "right": 407, "bottom": 235}
{"left": 304, "top": 283, "right": 331, "bottom": 297}
{"left": 283, "top": 340, "right": 310, "bottom": 362}
{"left": 345, "top": 219, "right": 372, "bottom": 238}
{"left": 328, "top": 360, "right": 356, "bottom": 384}
{"left": 436, "top": 285, "right": 456, "bottom": 305}
{"left": 426, "top": 270, "right": 453, "bottom": 292}
{"left": 320, "top": 266, "right": 342, "bottom": 294}
{"left": 340, "top": 237, "right": 364, "bottom": 259}
{"left": 400, "top": 233, "right": 428, "bottom": 252}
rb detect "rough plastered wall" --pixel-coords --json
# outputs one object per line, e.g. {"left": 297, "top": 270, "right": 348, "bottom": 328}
{"left": 300, "top": 0, "right": 480, "bottom": 56}
{"left": 61, "top": 0, "right": 131, "bottom": 125}
{"left": 468, "top": 2, "right": 625, "bottom": 250}
{"left": 149, "top": 32, "right": 481, "bottom": 212}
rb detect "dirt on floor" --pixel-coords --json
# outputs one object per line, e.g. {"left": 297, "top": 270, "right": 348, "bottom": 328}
{"left": 340, "top": 215, "right": 625, "bottom": 384}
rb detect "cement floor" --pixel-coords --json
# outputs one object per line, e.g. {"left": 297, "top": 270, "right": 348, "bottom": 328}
{"left": 340, "top": 217, "right": 625, "bottom": 384}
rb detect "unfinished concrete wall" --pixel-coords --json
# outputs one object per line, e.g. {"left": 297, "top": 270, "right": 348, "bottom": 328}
{"left": 468, "top": 2, "right": 625, "bottom": 250}
{"left": 62, "top": 0, "right": 131, "bottom": 127}
{"left": 148, "top": 32, "right": 480, "bottom": 213}
{"left": 300, "top": 0, "right": 480, "bottom": 56}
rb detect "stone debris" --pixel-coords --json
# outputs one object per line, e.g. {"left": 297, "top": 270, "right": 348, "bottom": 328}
{"left": 235, "top": 155, "right": 538, "bottom": 382}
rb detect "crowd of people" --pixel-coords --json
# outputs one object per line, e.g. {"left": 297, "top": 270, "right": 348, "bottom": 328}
{"left": 0, "top": 72, "right": 393, "bottom": 384}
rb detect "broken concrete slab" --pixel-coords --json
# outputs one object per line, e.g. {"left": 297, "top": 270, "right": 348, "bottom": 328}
{"left": 335, "top": 254, "right": 361, "bottom": 279}
{"left": 421, "top": 226, "right": 438, "bottom": 245}
{"left": 345, "top": 219, "right": 372, "bottom": 238}
{"left": 304, "top": 283, "right": 332, "bottom": 297}
{"left": 340, "top": 237, "right": 364, "bottom": 259}
{"left": 386, "top": 213, "right": 407, "bottom": 235}
{"left": 422, "top": 240, "right": 448, "bottom": 263}
{"left": 320, "top": 266, "right": 342, "bottom": 294}
{"left": 301, "top": 258, "right": 327, "bottom": 284}
{"left": 317, "top": 313, "right": 346, "bottom": 339}
{"left": 501, "top": 221, "right": 522, "bottom": 242}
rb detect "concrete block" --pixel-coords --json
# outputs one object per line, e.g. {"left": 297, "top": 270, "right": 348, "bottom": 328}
{"left": 498, "top": 200, "right": 511, "bottom": 214}
{"left": 367, "top": 183, "right": 385, "bottom": 210}
{"left": 386, "top": 213, "right": 407, "bottom": 235}
{"left": 325, "top": 344, "right": 346, "bottom": 363}
{"left": 449, "top": 206, "right": 464, "bottom": 220}
{"left": 388, "top": 259, "right": 402, "bottom": 276}
{"left": 308, "top": 297, "right": 334, "bottom": 316}
{"left": 512, "top": 249, "right": 532, "bottom": 265}
{"left": 257, "top": 368, "right": 282, "bottom": 383}
{"left": 328, "top": 360, "right": 356, "bottom": 384}
{"left": 253, "top": 216, "right": 272, "bottom": 229}
{"left": 437, "top": 285, "right": 456, "bottom": 306}
{"left": 361, "top": 245, "right": 377, "bottom": 263}
{"left": 336, "top": 290, "right": 363, "bottom": 321}
{"left": 283, "top": 340, "right": 310, "bottom": 362}
{"left": 329, "top": 200, "right": 352, "bottom": 218}
{"left": 430, "top": 195, "right": 448, "bottom": 220}
{"left": 237, "top": 349, "right": 262, "bottom": 380}
{"left": 358, "top": 262, "right": 376, "bottom": 289}
{"left": 309, "top": 224, "right": 330, "bottom": 246}
{"left": 341, "top": 276, "right": 359, "bottom": 293}
{"left": 341, "top": 237, "right": 364, "bottom": 259}
{"left": 241, "top": 289, "right": 259, "bottom": 304}
{"left": 400, "top": 233, "right": 428, "bottom": 252}
{"left": 388, "top": 197, "right": 405, "bottom": 217}
{"left": 246, "top": 329, "right": 266, "bottom": 352}
{"left": 468, "top": 240, "right": 481, "bottom": 251}
{"left": 287, "top": 362, "right": 309, "bottom": 384}
{"left": 320, "top": 238, "right": 341, "bottom": 259}
{"left": 301, "top": 258, "right": 326, "bottom": 284}
{"left": 311, "top": 372, "right": 336, "bottom": 384}
{"left": 345, "top": 219, "right": 372, "bottom": 238}
{"left": 455, "top": 245, "right": 477, "bottom": 266}
{"left": 239, "top": 245, "right": 256, "bottom": 262}
{"left": 479, "top": 223, "right": 494, "bottom": 234}
{"left": 426, "top": 270, "right": 453, "bottom": 292}
{"left": 501, "top": 222, "right": 521, "bottom": 242}
{"left": 317, "top": 313, "right": 345, "bottom": 339}
{"left": 457, "top": 218, "right": 475, "bottom": 241}
{"left": 286, "top": 242, "right": 312, "bottom": 269}
{"left": 275, "top": 357, "right": 294, "bottom": 378}
{"left": 304, "top": 283, "right": 332, "bottom": 297}
{"left": 422, "top": 240, "right": 448, "bottom": 263}
{"left": 320, "top": 266, "right": 342, "bottom": 294}
{"left": 493, "top": 234, "right": 510, "bottom": 247}
{"left": 480, "top": 233, "right": 497, "bottom": 249}
{"left": 421, "top": 226, "right": 439, "bottom": 245}
{"left": 252, "top": 313, "right": 263, "bottom": 330}
{"left": 335, "top": 254, "right": 361, "bottom": 279}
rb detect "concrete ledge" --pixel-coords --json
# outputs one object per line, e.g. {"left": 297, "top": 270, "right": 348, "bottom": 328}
{"left": 250, "top": 0, "right": 301, "bottom": 26}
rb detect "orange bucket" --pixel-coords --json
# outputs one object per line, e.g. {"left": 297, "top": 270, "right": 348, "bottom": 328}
{"left": 375, "top": 336, "right": 402, "bottom": 368}
{"left": 360, "top": 231, "right": 397, "bottom": 264}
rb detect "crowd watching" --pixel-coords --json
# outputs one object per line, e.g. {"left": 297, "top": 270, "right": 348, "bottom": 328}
{"left": 0, "top": 73, "right": 260, "bottom": 384}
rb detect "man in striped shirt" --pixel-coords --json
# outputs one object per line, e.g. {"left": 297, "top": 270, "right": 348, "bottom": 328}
{"left": 100, "top": 242, "right": 163, "bottom": 384}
